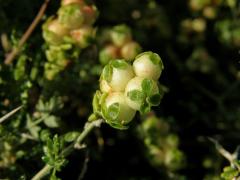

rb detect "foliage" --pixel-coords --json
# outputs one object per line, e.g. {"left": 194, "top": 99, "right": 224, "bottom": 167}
{"left": 0, "top": 0, "right": 240, "bottom": 179}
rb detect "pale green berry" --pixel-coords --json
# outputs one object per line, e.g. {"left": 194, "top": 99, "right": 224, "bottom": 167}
{"left": 133, "top": 51, "right": 163, "bottom": 80}
{"left": 189, "top": 0, "right": 211, "bottom": 11}
{"left": 61, "top": 0, "right": 85, "bottom": 6}
{"left": 102, "top": 92, "right": 136, "bottom": 126}
{"left": 42, "top": 18, "right": 69, "bottom": 45}
{"left": 99, "top": 45, "right": 119, "bottom": 65}
{"left": 70, "top": 26, "right": 96, "bottom": 48}
{"left": 100, "top": 60, "right": 134, "bottom": 92}
{"left": 120, "top": 41, "right": 142, "bottom": 61}
{"left": 110, "top": 24, "right": 132, "bottom": 47}
{"left": 58, "top": 4, "right": 84, "bottom": 29}
{"left": 192, "top": 18, "right": 206, "bottom": 33}
{"left": 125, "top": 77, "right": 159, "bottom": 110}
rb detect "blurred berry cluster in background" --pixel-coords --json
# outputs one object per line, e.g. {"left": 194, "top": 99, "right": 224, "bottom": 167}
{"left": 0, "top": 0, "right": 240, "bottom": 179}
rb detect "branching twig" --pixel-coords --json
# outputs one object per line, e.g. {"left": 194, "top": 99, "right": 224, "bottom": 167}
{"left": 31, "top": 119, "right": 104, "bottom": 180}
{"left": 209, "top": 137, "right": 240, "bottom": 172}
{"left": 4, "top": 0, "right": 50, "bottom": 65}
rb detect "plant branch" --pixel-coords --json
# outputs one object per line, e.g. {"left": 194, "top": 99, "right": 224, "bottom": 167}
{"left": 0, "top": 106, "right": 22, "bottom": 124}
{"left": 31, "top": 119, "right": 104, "bottom": 180}
{"left": 78, "top": 150, "right": 89, "bottom": 180}
{"left": 209, "top": 137, "right": 240, "bottom": 172}
{"left": 4, "top": 0, "right": 50, "bottom": 65}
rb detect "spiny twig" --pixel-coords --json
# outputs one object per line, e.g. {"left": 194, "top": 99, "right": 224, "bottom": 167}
{"left": 0, "top": 106, "right": 22, "bottom": 124}
{"left": 209, "top": 137, "right": 240, "bottom": 172}
{"left": 4, "top": 0, "right": 50, "bottom": 65}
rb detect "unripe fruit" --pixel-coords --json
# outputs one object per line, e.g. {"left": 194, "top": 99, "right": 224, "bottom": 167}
{"left": 70, "top": 26, "right": 96, "bottom": 48}
{"left": 125, "top": 77, "right": 159, "bottom": 110}
{"left": 189, "top": 0, "right": 210, "bottom": 11}
{"left": 42, "top": 18, "right": 69, "bottom": 45}
{"left": 100, "top": 60, "right": 134, "bottom": 92}
{"left": 120, "top": 41, "right": 142, "bottom": 61}
{"left": 110, "top": 24, "right": 132, "bottom": 47}
{"left": 203, "top": 6, "right": 216, "bottom": 19}
{"left": 192, "top": 18, "right": 206, "bottom": 33}
{"left": 102, "top": 92, "right": 136, "bottom": 126}
{"left": 61, "top": 0, "right": 85, "bottom": 6}
{"left": 82, "top": 5, "right": 98, "bottom": 25}
{"left": 58, "top": 4, "right": 84, "bottom": 29}
{"left": 133, "top": 51, "right": 163, "bottom": 80}
{"left": 99, "top": 45, "right": 119, "bottom": 65}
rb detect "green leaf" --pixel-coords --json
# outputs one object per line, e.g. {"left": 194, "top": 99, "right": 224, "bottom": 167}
{"left": 140, "top": 103, "right": 151, "bottom": 115}
{"left": 102, "top": 64, "right": 113, "bottom": 82}
{"left": 92, "top": 90, "right": 101, "bottom": 113}
{"left": 64, "top": 131, "right": 80, "bottom": 142}
{"left": 149, "top": 52, "right": 161, "bottom": 65}
{"left": 43, "top": 115, "right": 60, "bottom": 128}
{"left": 40, "top": 129, "right": 51, "bottom": 142}
{"left": 113, "top": 24, "right": 131, "bottom": 34}
{"left": 111, "top": 60, "right": 128, "bottom": 69}
{"left": 26, "top": 115, "right": 40, "bottom": 138}
{"left": 107, "top": 103, "right": 120, "bottom": 120}
{"left": 127, "top": 90, "right": 145, "bottom": 102}
{"left": 147, "top": 94, "right": 162, "bottom": 106}
{"left": 88, "top": 113, "right": 98, "bottom": 121}
{"left": 14, "top": 54, "right": 27, "bottom": 80}
{"left": 221, "top": 166, "right": 239, "bottom": 179}
{"left": 141, "top": 79, "right": 154, "bottom": 96}
{"left": 107, "top": 121, "right": 129, "bottom": 130}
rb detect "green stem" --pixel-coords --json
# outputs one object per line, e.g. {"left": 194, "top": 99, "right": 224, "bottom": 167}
{"left": 31, "top": 119, "right": 104, "bottom": 180}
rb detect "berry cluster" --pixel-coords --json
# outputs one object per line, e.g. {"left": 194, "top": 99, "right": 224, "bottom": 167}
{"left": 42, "top": 0, "right": 98, "bottom": 80}
{"left": 138, "top": 115, "right": 185, "bottom": 171}
{"left": 90, "top": 51, "right": 164, "bottom": 129}
{"left": 189, "top": 0, "right": 221, "bottom": 19}
{"left": 99, "top": 24, "right": 142, "bottom": 65}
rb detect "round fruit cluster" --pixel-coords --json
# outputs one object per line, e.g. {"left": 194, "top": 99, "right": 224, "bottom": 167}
{"left": 138, "top": 115, "right": 185, "bottom": 171}
{"left": 189, "top": 0, "right": 221, "bottom": 19}
{"left": 90, "top": 51, "right": 164, "bottom": 129}
{"left": 42, "top": 0, "right": 98, "bottom": 80}
{"left": 99, "top": 24, "right": 142, "bottom": 65}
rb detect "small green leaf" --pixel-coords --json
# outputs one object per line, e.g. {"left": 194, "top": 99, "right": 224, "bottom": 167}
{"left": 141, "top": 79, "right": 154, "bottom": 96}
{"left": 102, "top": 64, "right": 113, "bottom": 82}
{"left": 64, "top": 131, "right": 80, "bottom": 142}
{"left": 43, "top": 115, "right": 60, "bottom": 128}
{"left": 140, "top": 103, "right": 151, "bottom": 115}
{"left": 107, "top": 121, "right": 129, "bottom": 130}
{"left": 111, "top": 60, "right": 128, "bottom": 69}
{"left": 88, "top": 113, "right": 98, "bottom": 121}
{"left": 101, "top": 103, "right": 108, "bottom": 121}
{"left": 40, "top": 129, "right": 51, "bottom": 142}
{"left": 92, "top": 90, "right": 101, "bottom": 113}
{"left": 107, "top": 103, "right": 120, "bottom": 120}
{"left": 221, "top": 166, "right": 239, "bottom": 179}
{"left": 26, "top": 116, "right": 40, "bottom": 138}
{"left": 147, "top": 94, "right": 162, "bottom": 106}
{"left": 113, "top": 24, "right": 131, "bottom": 34}
{"left": 150, "top": 52, "right": 161, "bottom": 65}
{"left": 127, "top": 90, "right": 145, "bottom": 102}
